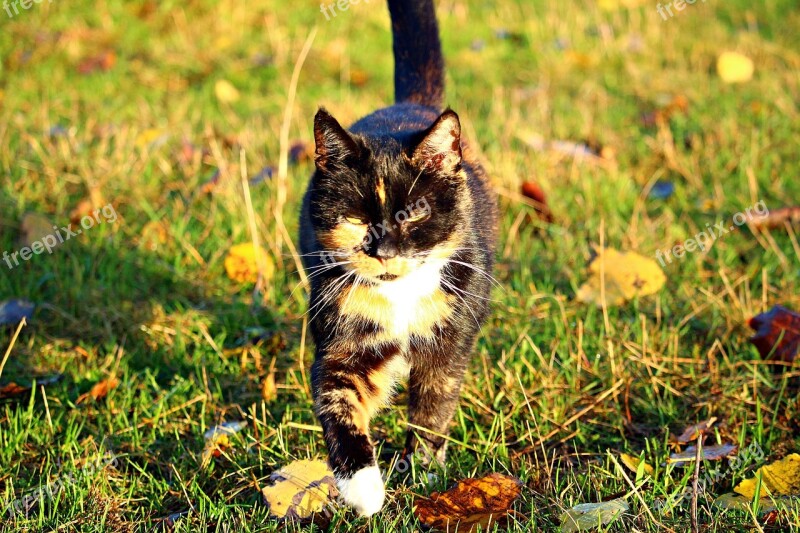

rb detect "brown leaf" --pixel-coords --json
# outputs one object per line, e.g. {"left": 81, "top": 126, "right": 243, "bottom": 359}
{"left": 520, "top": 181, "right": 553, "bottom": 222}
{"left": 77, "top": 51, "right": 116, "bottom": 74}
{"left": 76, "top": 377, "right": 119, "bottom": 404}
{"left": 69, "top": 188, "right": 106, "bottom": 226}
{"left": 749, "top": 306, "right": 800, "bottom": 363}
{"left": 0, "top": 382, "right": 30, "bottom": 399}
{"left": 672, "top": 417, "right": 717, "bottom": 444}
{"left": 749, "top": 206, "right": 800, "bottom": 230}
{"left": 669, "top": 443, "right": 738, "bottom": 462}
{"left": 19, "top": 212, "right": 55, "bottom": 248}
{"left": 0, "top": 375, "right": 62, "bottom": 400}
{"left": 413, "top": 473, "right": 522, "bottom": 532}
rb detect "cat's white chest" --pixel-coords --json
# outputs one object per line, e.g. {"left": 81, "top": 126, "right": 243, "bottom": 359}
{"left": 375, "top": 260, "right": 444, "bottom": 338}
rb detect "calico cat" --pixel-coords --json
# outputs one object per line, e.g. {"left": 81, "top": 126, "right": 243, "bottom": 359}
{"left": 299, "top": 0, "right": 498, "bottom": 516}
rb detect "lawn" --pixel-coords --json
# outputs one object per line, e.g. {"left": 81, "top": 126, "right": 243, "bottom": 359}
{"left": 1, "top": 0, "right": 799, "bottom": 530}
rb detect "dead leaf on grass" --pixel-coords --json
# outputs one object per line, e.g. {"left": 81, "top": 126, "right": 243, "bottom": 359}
{"left": 413, "top": 472, "right": 523, "bottom": 532}
{"left": 748, "top": 306, "right": 800, "bottom": 363}
{"left": 262, "top": 459, "right": 338, "bottom": 520}
{"left": 76, "top": 377, "right": 119, "bottom": 404}
{"left": 224, "top": 243, "right": 275, "bottom": 284}
{"left": 748, "top": 206, "right": 800, "bottom": 230}
{"left": 669, "top": 443, "right": 738, "bottom": 463}
{"left": 560, "top": 498, "right": 629, "bottom": 532}
{"left": 576, "top": 247, "right": 666, "bottom": 306}
{"left": 735, "top": 454, "right": 800, "bottom": 499}
{"left": 620, "top": 453, "right": 654, "bottom": 475}
{"left": 672, "top": 417, "right": 718, "bottom": 444}
{"left": 0, "top": 375, "right": 63, "bottom": 400}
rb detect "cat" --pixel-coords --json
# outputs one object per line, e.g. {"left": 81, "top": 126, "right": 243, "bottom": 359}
{"left": 299, "top": 0, "right": 498, "bottom": 516}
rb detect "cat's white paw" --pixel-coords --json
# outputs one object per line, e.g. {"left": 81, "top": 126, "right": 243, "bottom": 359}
{"left": 337, "top": 465, "right": 385, "bottom": 517}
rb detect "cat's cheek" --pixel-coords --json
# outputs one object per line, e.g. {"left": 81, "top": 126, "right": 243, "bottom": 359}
{"left": 337, "top": 465, "right": 385, "bottom": 516}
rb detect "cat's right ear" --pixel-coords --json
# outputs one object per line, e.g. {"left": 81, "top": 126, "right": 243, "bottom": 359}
{"left": 314, "top": 109, "right": 359, "bottom": 172}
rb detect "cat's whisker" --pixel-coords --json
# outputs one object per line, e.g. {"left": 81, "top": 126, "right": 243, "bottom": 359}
{"left": 445, "top": 259, "right": 504, "bottom": 289}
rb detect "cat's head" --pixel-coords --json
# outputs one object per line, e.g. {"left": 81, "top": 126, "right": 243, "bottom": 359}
{"left": 308, "top": 108, "right": 469, "bottom": 283}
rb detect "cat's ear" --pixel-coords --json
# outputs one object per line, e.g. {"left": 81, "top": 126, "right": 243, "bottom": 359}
{"left": 314, "top": 108, "right": 359, "bottom": 172}
{"left": 411, "top": 109, "right": 462, "bottom": 174}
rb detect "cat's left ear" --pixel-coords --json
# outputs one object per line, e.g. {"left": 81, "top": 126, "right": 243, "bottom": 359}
{"left": 411, "top": 109, "right": 462, "bottom": 174}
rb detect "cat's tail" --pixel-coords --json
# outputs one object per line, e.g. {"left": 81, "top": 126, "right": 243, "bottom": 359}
{"left": 387, "top": 0, "right": 444, "bottom": 108}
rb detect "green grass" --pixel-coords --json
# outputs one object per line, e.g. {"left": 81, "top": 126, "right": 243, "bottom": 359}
{"left": 1, "top": 0, "right": 799, "bottom": 530}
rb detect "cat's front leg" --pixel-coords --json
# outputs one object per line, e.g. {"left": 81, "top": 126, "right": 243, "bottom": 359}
{"left": 311, "top": 354, "right": 397, "bottom": 516}
{"left": 403, "top": 358, "right": 468, "bottom": 467}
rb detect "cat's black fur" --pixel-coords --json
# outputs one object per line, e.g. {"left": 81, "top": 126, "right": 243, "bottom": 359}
{"left": 298, "top": 0, "right": 497, "bottom": 516}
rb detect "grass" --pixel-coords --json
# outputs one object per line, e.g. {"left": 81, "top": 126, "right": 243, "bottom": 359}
{"left": 1, "top": 0, "right": 799, "bottom": 530}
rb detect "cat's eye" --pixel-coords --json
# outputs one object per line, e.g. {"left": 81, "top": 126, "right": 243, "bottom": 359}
{"left": 406, "top": 209, "right": 430, "bottom": 223}
{"left": 343, "top": 216, "right": 366, "bottom": 225}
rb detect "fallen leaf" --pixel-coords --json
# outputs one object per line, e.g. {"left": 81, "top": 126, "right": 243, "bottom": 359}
{"left": 717, "top": 51, "right": 754, "bottom": 84}
{"left": 520, "top": 181, "right": 553, "bottom": 222}
{"left": 135, "top": 129, "right": 170, "bottom": 149}
{"left": 576, "top": 247, "right": 666, "bottom": 306}
{"left": 748, "top": 306, "right": 800, "bottom": 363}
{"left": 714, "top": 493, "right": 794, "bottom": 514}
{"left": 77, "top": 50, "right": 116, "bottom": 74}
{"left": 560, "top": 498, "right": 629, "bottom": 532}
{"left": 202, "top": 421, "right": 247, "bottom": 467}
{"left": 0, "top": 375, "right": 63, "bottom": 400}
{"left": 670, "top": 443, "right": 738, "bottom": 463}
{"left": 76, "top": 377, "right": 119, "bottom": 404}
{"left": 673, "top": 417, "right": 718, "bottom": 444}
{"left": 19, "top": 212, "right": 55, "bottom": 248}
{"left": 413, "top": 473, "right": 522, "bottom": 532}
{"left": 735, "top": 454, "right": 800, "bottom": 499}
{"left": 748, "top": 206, "right": 800, "bottom": 230}
{"left": 0, "top": 299, "right": 35, "bottom": 326}
{"left": 620, "top": 453, "right": 654, "bottom": 475}
{"left": 224, "top": 243, "right": 275, "bottom": 284}
{"left": 598, "top": 0, "right": 647, "bottom": 10}
{"left": 215, "top": 79, "right": 240, "bottom": 103}
{"left": 262, "top": 459, "right": 339, "bottom": 520}
{"left": 262, "top": 372, "right": 277, "bottom": 403}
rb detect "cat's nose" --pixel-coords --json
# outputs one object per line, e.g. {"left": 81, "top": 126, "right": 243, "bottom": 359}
{"left": 375, "top": 239, "right": 399, "bottom": 262}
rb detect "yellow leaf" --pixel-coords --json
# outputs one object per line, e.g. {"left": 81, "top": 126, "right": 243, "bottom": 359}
{"left": 620, "top": 453, "right": 654, "bottom": 476}
{"left": 262, "top": 372, "right": 277, "bottom": 403}
{"left": 215, "top": 79, "right": 240, "bottom": 103}
{"left": 597, "top": 0, "right": 647, "bottom": 10}
{"left": 135, "top": 128, "right": 169, "bottom": 149}
{"left": 576, "top": 247, "right": 666, "bottom": 306}
{"left": 735, "top": 453, "right": 800, "bottom": 499}
{"left": 717, "top": 52, "right": 754, "bottom": 84}
{"left": 413, "top": 473, "right": 522, "bottom": 532}
{"left": 262, "top": 459, "right": 339, "bottom": 520}
{"left": 224, "top": 243, "right": 274, "bottom": 284}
